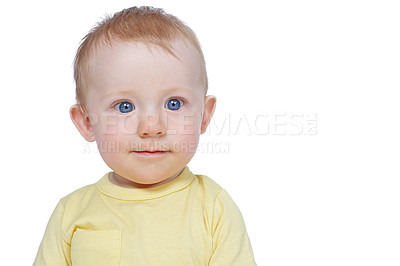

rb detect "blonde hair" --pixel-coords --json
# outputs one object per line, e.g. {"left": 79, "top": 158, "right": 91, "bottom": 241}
{"left": 74, "top": 6, "right": 208, "bottom": 107}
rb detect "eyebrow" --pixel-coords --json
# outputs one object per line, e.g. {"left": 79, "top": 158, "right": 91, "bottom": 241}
{"left": 100, "top": 87, "right": 197, "bottom": 103}
{"left": 100, "top": 90, "right": 135, "bottom": 104}
{"left": 159, "top": 87, "right": 197, "bottom": 96}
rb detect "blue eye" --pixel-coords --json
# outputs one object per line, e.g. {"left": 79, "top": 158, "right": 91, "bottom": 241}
{"left": 115, "top": 101, "right": 134, "bottom": 113}
{"left": 166, "top": 98, "right": 182, "bottom": 111}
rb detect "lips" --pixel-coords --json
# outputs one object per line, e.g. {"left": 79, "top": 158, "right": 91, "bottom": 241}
{"left": 135, "top": 150, "right": 166, "bottom": 154}
{"left": 131, "top": 150, "right": 169, "bottom": 157}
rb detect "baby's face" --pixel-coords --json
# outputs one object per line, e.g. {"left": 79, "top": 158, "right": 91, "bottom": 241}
{"left": 81, "top": 40, "right": 215, "bottom": 187}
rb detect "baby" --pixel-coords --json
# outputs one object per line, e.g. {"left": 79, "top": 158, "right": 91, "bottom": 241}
{"left": 34, "top": 6, "right": 256, "bottom": 265}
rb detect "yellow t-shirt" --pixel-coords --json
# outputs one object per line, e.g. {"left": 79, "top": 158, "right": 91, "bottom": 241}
{"left": 34, "top": 167, "right": 256, "bottom": 265}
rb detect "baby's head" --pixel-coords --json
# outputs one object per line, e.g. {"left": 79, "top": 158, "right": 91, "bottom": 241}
{"left": 70, "top": 6, "right": 216, "bottom": 188}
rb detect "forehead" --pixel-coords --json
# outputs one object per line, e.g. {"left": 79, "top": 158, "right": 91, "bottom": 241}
{"left": 87, "top": 40, "right": 204, "bottom": 98}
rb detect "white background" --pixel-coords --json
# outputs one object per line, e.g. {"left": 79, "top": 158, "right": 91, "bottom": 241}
{"left": 1, "top": 0, "right": 399, "bottom": 265}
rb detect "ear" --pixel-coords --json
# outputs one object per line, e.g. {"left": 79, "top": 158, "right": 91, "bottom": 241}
{"left": 201, "top": 95, "right": 216, "bottom": 134}
{"left": 70, "top": 104, "right": 95, "bottom": 142}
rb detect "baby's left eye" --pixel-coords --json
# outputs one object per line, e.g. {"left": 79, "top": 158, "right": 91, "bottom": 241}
{"left": 165, "top": 98, "right": 183, "bottom": 111}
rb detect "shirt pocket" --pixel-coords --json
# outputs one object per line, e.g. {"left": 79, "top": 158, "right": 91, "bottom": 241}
{"left": 71, "top": 229, "right": 122, "bottom": 266}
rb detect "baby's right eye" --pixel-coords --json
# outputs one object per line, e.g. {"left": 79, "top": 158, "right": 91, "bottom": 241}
{"left": 114, "top": 101, "right": 134, "bottom": 113}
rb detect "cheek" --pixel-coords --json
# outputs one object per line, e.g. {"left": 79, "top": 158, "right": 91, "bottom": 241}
{"left": 175, "top": 133, "right": 200, "bottom": 154}
{"left": 166, "top": 111, "right": 202, "bottom": 135}
{"left": 92, "top": 115, "right": 139, "bottom": 154}
{"left": 93, "top": 115, "right": 139, "bottom": 139}
{"left": 167, "top": 112, "right": 201, "bottom": 154}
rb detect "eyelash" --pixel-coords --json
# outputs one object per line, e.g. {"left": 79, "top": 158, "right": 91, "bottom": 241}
{"left": 165, "top": 97, "right": 186, "bottom": 109}
{"left": 112, "top": 100, "right": 134, "bottom": 109}
{"left": 111, "top": 97, "right": 187, "bottom": 111}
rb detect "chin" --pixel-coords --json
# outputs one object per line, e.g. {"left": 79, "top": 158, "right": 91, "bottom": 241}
{"left": 127, "top": 167, "right": 178, "bottom": 184}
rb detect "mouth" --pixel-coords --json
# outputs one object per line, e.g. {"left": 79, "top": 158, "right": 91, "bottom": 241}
{"left": 131, "top": 150, "right": 169, "bottom": 157}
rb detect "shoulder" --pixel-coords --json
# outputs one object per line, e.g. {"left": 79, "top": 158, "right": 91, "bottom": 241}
{"left": 55, "top": 179, "right": 102, "bottom": 229}
{"left": 58, "top": 181, "right": 99, "bottom": 209}
{"left": 191, "top": 173, "right": 225, "bottom": 198}
{"left": 194, "top": 174, "right": 222, "bottom": 191}
{"left": 191, "top": 172, "right": 241, "bottom": 211}
{"left": 192, "top": 173, "right": 247, "bottom": 235}
{"left": 190, "top": 173, "right": 238, "bottom": 212}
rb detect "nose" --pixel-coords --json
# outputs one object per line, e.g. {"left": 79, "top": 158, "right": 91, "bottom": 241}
{"left": 138, "top": 113, "right": 166, "bottom": 137}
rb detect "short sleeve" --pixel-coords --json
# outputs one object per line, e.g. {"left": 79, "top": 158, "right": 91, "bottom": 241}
{"left": 34, "top": 200, "right": 71, "bottom": 266}
{"left": 209, "top": 190, "right": 256, "bottom": 265}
